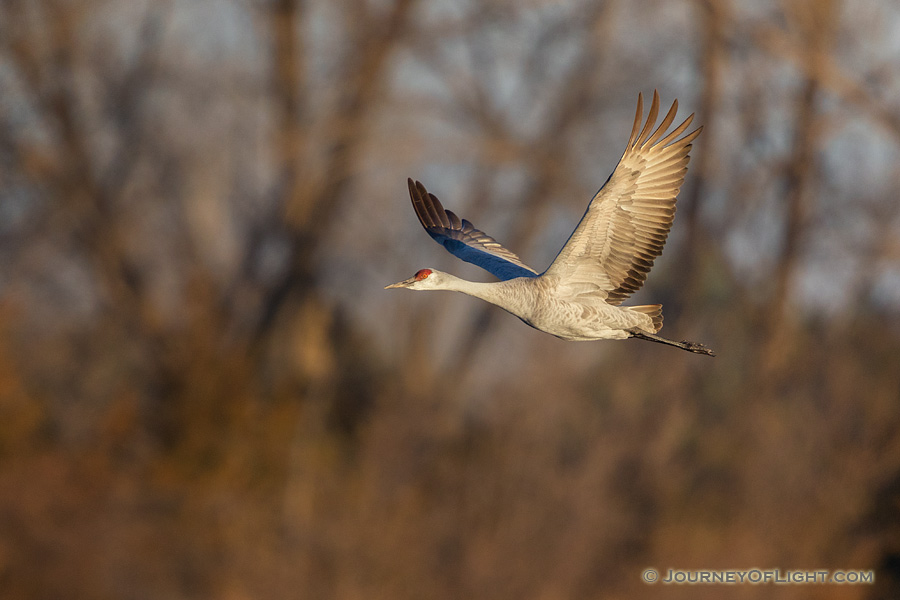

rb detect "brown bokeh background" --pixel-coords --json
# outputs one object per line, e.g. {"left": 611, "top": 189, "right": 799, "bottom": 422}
{"left": 1, "top": 0, "right": 899, "bottom": 598}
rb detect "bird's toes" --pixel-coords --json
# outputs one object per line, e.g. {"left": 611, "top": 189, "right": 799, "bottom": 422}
{"left": 682, "top": 340, "right": 716, "bottom": 356}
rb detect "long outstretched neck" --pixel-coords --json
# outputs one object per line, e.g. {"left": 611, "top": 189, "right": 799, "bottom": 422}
{"left": 437, "top": 274, "right": 514, "bottom": 310}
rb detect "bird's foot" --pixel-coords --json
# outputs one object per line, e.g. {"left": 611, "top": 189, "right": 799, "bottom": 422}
{"left": 681, "top": 340, "right": 716, "bottom": 356}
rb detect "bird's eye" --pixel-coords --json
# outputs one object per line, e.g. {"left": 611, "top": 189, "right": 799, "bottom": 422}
{"left": 415, "top": 269, "right": 432, "bottom": 280}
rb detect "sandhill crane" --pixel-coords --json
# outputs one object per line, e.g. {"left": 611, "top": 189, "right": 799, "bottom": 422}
{"left": 386, "top": 91, "right": 714, "bottom": 356}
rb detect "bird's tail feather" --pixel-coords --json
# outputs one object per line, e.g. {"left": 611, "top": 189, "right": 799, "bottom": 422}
{"left": 629, "top": 304, "right": 663, "bottom": 333}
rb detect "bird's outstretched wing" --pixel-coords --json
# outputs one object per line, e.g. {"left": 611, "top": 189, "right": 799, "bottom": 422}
{"left": 408, "top": 178, "right": 538, "bottom": 281}
{"left": 543, "top": 91, "right": 701, "bottom": 304}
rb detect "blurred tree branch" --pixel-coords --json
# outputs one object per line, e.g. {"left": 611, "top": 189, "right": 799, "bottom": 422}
{"left": 250, "top": 0, "right": 418, "bottom": 343}
{"left": 3, "top": 0, "right": 171, "bottom": 334}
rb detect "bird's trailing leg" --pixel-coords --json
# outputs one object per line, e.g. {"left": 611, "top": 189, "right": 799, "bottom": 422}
{"left": 629, "top": 330, "right": 716, "bottom": 356}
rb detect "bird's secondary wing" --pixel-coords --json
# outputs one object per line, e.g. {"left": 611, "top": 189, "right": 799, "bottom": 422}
{"left": 543, "top": 91, "right": 701, "bottom": 304}
{"left": 408, "top": 178, "right": 538, "bottom": 281}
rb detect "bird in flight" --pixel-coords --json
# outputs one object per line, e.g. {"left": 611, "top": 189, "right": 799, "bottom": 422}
{"left": 386, "top": 91, "right": 714, "bottom": 356}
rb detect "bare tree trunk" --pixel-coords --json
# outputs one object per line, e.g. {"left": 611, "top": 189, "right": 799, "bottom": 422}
{"left": 253, "top": 0, "right": 417, "bottom": 343}
{"left": 759, "top": 0, "right": 835, "bottom": 375}
{"left": 676, "top": 0, "right": 729, "bottom": 313}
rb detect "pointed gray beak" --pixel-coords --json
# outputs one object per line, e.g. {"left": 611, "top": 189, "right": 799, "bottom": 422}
{"left": 385, "top": 276, "right": 416, "bottom": 289}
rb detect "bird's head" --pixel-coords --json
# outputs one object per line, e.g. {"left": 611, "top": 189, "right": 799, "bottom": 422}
{"left": 384, "top": 268, "right": 445, "bottom": 290}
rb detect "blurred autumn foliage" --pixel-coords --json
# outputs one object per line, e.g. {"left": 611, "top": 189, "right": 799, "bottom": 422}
{"left": 1, "top": 0, "right": 900, "bottom": 598}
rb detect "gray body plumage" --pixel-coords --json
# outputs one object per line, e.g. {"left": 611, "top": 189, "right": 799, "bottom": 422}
{"left": 443, "top": 275, "right": 655, "bottom": 341}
